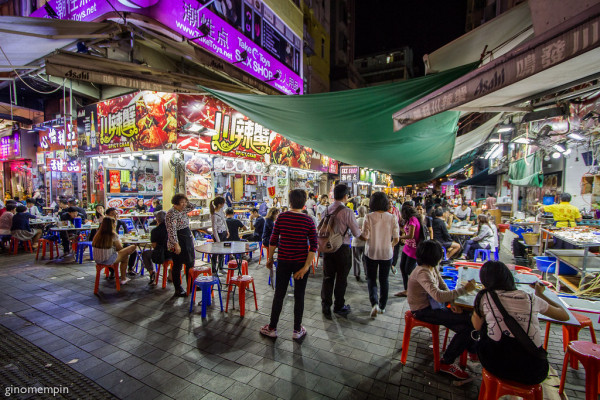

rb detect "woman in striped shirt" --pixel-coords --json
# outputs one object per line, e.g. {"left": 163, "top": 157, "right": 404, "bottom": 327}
{"left": 260, "top": 189, "right": 318, "bottom": 341}
{"left": 92, "top": 217, "right": 136, "bottom": 285}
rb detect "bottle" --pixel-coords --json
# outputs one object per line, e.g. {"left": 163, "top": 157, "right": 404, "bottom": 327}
{"left": 90, "top": 111, "right": 97, "bottom": 148}
{"left": 118, "top": 226, "right": 124, "bottom": 236}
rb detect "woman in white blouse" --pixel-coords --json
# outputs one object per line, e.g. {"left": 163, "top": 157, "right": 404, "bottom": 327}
{"left": 358, "top": 192, "right": 400, "bottom": 317}
{"left": 210, "top": 196, "right": 229, "bottom": 272}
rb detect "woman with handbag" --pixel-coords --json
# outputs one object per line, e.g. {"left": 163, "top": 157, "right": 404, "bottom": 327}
{"left": 472, "top": 261, "right": 569, "bottom": 384}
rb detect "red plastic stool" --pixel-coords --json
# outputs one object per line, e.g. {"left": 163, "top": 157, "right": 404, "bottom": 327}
{"left": 559, "top": 341, "right": 600, "bottom": 400}
{"left": 544, "top": 312, "right": 597, "bottom": 369}
{"left": 155, "top": 260, "right": 173, "bottom": 288}
{"left": 225, "top": 275, "right": 258, "bottom": 317}
{"left": 225, "top": 259, "right": 248, "bottom": 284}
{"left": 400, "top": 310, "right": 442, "bottom": 372}
{"left": 479, "top": 368, "right": 543, "bottom": 400}
{"left": 94, "top": 263, "right": 121, "bottom": 294}
{"left": 10, "top": 238, "right": 32, "bottom": 255}
{"left": 187, "top": 265, "right": 212, "bottom": 294}
{"left": 497, "top": 223, "right": 510, "bottom": 233}
{"left": 36, "top": 238, "right": 59, "bottom": 260}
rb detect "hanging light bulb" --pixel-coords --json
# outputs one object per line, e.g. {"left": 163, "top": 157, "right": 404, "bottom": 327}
{"left": 552, "top": 152, "right": 561, "bottom": 159}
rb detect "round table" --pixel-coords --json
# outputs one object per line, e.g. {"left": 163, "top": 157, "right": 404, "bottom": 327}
{"left": 121, "top": 236, "right": 152, "bottom": 272}
{"left": 194, "top": 241, "right": 252, "bottom": 276}
{"left": 50, "top": 225, "right": 99, "bottom": 232}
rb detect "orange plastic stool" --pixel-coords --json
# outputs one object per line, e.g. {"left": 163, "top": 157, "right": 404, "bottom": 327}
{"left": 544, "top": 312, "right": 597, "bottom": 369}
{"left": 225, "top": 259, "right": 248, "bottom": 284}
{"left": 187, "top": 265, "right": 212, "bottom": 294}
{"left": 479, "top": 368, "right": 543, "bottom": 400}
{"left": 94, "top": 263, "right": 121, "bottom": 294}
{"left": 10, "top": 238, "right": 33, "bottom": 255}
{"left": 559, "top": 341, "right": 600, "bottom": 400}
{"left": 36, "top": 238, "right": 59, "bottom": 260}
{"left": 400, "top": 310, "right": 441, "bottom": 372}
{"left": 155, "top": 260, "right": 173, "bottom": 288}
{"left": 497, "top": 223, "right": 509, "bottom": 233}
{"left": 225, "top": 275, "right": 258, "bottom": 317}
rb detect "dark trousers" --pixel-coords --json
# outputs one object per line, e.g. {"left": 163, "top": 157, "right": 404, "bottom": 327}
{"left": 269, "top": 260, "right": 309, "bottom": 331}
{"left": 463, "top": 240, "right": 489, "bottom": 259}
{"left": 399, "top": 252, "right": 417, "bottom": 290}
{"left": 242, "top": 233, "right": 261, "bottom": 242}
{"left": 412, "top": 307, "right": 475, "bottom": 364}
{"left": 365, "top": 256, "right": 392, "bottom": 310}
{"left": 321, "top": 245, "right": 352, "bottom": 310}
{"left": 211, "top": 232, "right": 228, "bottom": 273}
{"left": 352, "top": 246, "right": 366, "bottom": 277}
{"left": 392, "top": 242, "right": 401, "bottom": 268}
{"left": 127, "top": 252, "right": 138, "bottom": 270}
{"left": 60, "top": 231, "right": 70, "bottom": 254}
{"left": 172, "top": 230, "right": 195, "bottom": 292}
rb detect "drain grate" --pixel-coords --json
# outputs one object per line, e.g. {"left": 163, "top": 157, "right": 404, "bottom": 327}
{"left": 0, "top": 325, "right": 116, "bottom": 400}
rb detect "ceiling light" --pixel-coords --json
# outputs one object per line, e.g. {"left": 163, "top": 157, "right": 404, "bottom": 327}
{"left": 568, "top": 132, "right": 584, "bottom": 140}
{"left": 497, "top": 126, "right": 513, "bottom": 133}
{"left": 513, "top": 138, "right": 531, "bottom": 144}
{"left": 553, "top": 144, "right": 566, "bottom": 152}
{"left": 129, "top": 154, "right": 135, "bottom": 160}
{"left": 552, "top": 152, "right": 561, "bottom": 159}
{"left": 141, "top": 154, "right": 147, "bottom": 160}
{"left": 489, "top": 138, "right": 500, "bottom": 143}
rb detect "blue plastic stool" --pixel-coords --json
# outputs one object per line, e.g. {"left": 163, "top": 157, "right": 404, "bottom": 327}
{"left": 474, "top": 248, "right": 491, "bottom": 262}
{"left": 442, "top": 247, "right": 447, "bottom": 260}
{"left": 189, "top": 276, "right": 223, "bottom": 317}
{"left": 267, "top": 261, "right": 293, "bottom": 287}
{"left": 121, "top": 219, "right": 135, "bottom": 232}
{"left": 494, "top": 247, "right": 499, "bottom": 261}
{"left": 76, "top": 241, "right": 93, "bottom": 264}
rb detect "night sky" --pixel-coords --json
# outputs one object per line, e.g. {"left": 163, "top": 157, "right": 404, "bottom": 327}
{"left": 355, "top": 0, "right": 468, "bottom": 76}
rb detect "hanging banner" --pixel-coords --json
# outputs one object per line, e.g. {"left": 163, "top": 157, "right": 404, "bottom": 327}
{"left": 97, "top": 92, "right": 177, "bottom": 154}
{"left": 340, "top": 166, "right": 359, "bottom": 182}
{"left": 77, "top": 104, "right": 99, "bottom": 155}
{"left": 46, "top": 159, "right": 81, "bottom": 173}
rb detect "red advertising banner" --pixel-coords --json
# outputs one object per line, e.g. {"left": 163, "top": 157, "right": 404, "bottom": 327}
{"left": 46, "top": 158, "right": 81, "bottom": 173}
{"left": 97, "top": 92, "right": 177, "bottom": 154}
{"left": 177, "top": 94, "right": 313, "bottom": 169}
{"left": 109, "top": 170, "right": 121, "bottom": 193}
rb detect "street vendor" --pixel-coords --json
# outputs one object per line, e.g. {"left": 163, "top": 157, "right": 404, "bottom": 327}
{"left": 539, "top": 193, "right": 582, "bottom": 228}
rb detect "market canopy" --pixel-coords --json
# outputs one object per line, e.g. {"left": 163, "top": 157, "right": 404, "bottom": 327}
{"left": 457, "top": 168, "right": 497, "bottom": 187}
{"left": 508, "top": 152, "right": 544, "bottom": 187}
{"left": 200, "top": 63, "right": 478, "bottom": 180}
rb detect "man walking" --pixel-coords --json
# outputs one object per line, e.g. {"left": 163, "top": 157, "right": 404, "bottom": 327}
{"left": 320, "top": 184, "right": 362, "bottom": 317}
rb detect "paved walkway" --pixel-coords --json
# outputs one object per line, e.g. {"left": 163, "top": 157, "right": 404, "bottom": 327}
{"left": 0, "top": 250, "right": 591, "bottom": 399}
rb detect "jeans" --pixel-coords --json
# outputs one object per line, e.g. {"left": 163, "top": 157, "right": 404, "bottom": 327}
{"left": 412, "top": 307, "right": 475, "bottom": 364}
{"left": 141, "top": 249, "right": 155, "bottom": 273}
{"left": 352, "top": 246, "right": 366, "bottom": 277}
{"left": 321, "top": 245, "right": 352, "bottom": 310}
{"left": 399, "top": 252, "right": 417, "bottom": 290}
{"left": 269, "top": 260, "right": 309, "bottom": 331}
{"left": 364, "top": 256, "right": 392, "bottom": 310}
{"left": 463, "top": 240, "right": 489, "bottom": 259}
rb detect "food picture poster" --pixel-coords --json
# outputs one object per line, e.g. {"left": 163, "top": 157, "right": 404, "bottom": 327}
{"left": 184, "top": 154, "right": 213, "bottom": 200}
{"left": 109, "top": 170, "right": 121, "bottom": 193}
{"left": 177, "top": 95, "right": 314, "bottom": 169}
{"left": 90, "top": 91, "right": 178, "bottom": 154}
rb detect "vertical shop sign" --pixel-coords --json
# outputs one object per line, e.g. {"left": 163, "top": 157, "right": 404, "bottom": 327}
{"left": 77, "top": 104, "right": 99, "bottom": 155}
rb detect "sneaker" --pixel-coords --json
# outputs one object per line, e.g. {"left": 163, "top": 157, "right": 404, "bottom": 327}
{"left": 440, "top": 363, "right": 469, "bottom": 380}
{"left": 120, "top": 277, "right": 131, "bottom": 285}
{"left": 370, "top": 305, "right": 378, "bottom": 318}
{"left": 322, "top": 307, "right": 332, "bottom": 317}
{"left": 378, "top": 307, "right": 386, "bottom": 314}
{"left": 391, "top": 265, "right": 397, "bottom": 275}
{"left": 334, "top": 305, "right": 351, "bottom": 316}
{"left": 174, "top": 290, "right": 187, "bottom": 298}
{"left": 394, "top": 291, "right": 407, "bottom": 297}
{"left": 260, "top": 324, "right": 278, "bottom": 338}
{"left": 292, "top": 326, "right": 307, "bottom": 340}
{"left": 127, "top": 270, "right": 137, "bottom": 277}
{"left": 149, "top": 272, "right": 156, "bottom": 285}
{"left": 355, "top": 275, "right": 361, "bottom": 282}
{"left": 468, "top": 352, "right": 479, "bottom": 362}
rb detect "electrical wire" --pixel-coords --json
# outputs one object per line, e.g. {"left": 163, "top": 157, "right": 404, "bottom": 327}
{"left": 0, "top": 43, "right": 64, "bottom": 94}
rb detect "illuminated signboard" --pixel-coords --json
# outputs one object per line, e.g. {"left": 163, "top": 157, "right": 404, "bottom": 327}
{"left": 30, "top": 0, "right": 302, "bottom": 95}
{"left": 0, "top": 133, "right": 21, "bottom": 160}
{"left": 46, "top": 158, "right": 81, "bottom": 173}
{"left": 340, "top": 166, "right": 359, "bottom": 182}
{"left": 38, "top": 125, "right": 77, "bottom": 152}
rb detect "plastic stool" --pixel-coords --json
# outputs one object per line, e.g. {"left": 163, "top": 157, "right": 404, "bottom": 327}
{"left": 36, "top": 238, "right": 59, "bottom": 260}
{"left": 155, "top": 260, "right": 173, "bottom": 288}
{"left": 473, "top": 248, "right": 491, "bottom": 262}
{"left": 400, "top": 310, "right": 442, "bottom": 372}
{"left": 189, "top": 276, "right": 223, "bottom": 316}
{"left": 225, "top": 275, "right": 258, "bottom": 317}
{"left": 94, "top": 263, "right": 121, "bottom": 294}
{"left": 10, "top": 238, "right": 32, "bottom": 255}
{"left": 559, "top": 341, "right": 600, "bottom": 400}
{"left": 442, "top": 247, "right": 447, "bottom": 260}
{"left": 479, "top": 368, "right": 543, "bottom": 400}
{"left": 225, "top": 259, "right": 248, "bottom": 284}
{"left": 544, "top": 312, "right": 597, "bottom": 369}
{"left": 76, "top": 241, "right": 93, "bottom": 264}
{"left": 257, "top": 242, "right": 266, "bottom": 265}
{"left": 187, "top": 265, "right": 212, "bottom": 294}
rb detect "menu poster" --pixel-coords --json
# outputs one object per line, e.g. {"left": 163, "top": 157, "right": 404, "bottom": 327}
{"left": 77, "top": 104, "right": 99, "bottom": 155}
{"left": 109, "top": 170, "right": 121, "bottom": 193}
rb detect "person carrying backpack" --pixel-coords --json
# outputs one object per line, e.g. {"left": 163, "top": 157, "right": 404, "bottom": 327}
{"left": 395, "top": 203, "right": 421, "bottom": 297}
{"left": 319, "top": 184, "right": 362, "bottom": 317}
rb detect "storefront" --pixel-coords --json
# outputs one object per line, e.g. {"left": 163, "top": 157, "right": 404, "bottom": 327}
{"left": 1, "top": 130, "right": 36, "bottom": 200}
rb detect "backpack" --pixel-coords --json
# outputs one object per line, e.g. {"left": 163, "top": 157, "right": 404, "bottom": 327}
{"left": 317, "top": 205, "right": 346, "bottom": 253}
{"left": 419, "top": 216, "right": 431, "bottom": 242}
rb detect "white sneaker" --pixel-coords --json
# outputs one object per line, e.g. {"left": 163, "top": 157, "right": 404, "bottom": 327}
{"left": 379, "top": 307, "right": 385, "bottom": 314}
{"left": 292, "top": 326, "right": 307, "bottom": 340}
{"left": 260, "top": 324, "right": 278, "bottom": 338}
{"left": 370, "top": 305, "right": 378, "bottom": 318}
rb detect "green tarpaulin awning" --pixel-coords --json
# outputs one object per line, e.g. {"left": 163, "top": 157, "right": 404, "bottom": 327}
{"left": 458, "top": 168, "right": 497, "bottom": 187}
{"left": 508, "top": 152, "right": 544, "bottom": 187}
{"left": 201, "top": 63, "right": 478, "bottom": 181}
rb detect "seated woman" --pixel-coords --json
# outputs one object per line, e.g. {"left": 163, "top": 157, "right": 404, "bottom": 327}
{"left": 407, "top": 240, "right": 476, "bottom": 380}
{"left": 11, "top": 205, "right": 43, "bottom": 249}
{"left": 135, "top": 199, "right": 148, "bottom": 213}
{"left": 459, "top": 214, "right": 494, "bottom": 260}
{"left": 92, "top": 217, "right": 137, "bottom": 285}
{"left": 472, "top": 261, "right": 568, "bottom": 385}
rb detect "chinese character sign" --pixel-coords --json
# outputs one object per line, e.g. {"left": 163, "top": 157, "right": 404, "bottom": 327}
{"left": 0, "top": 133, "right": 21, "bottom": 160}
{"left": 46, "top": 158, "right": 81, "bottom": 173}
{"left": 340, "top": 166, "right": 359, "bottom": 182}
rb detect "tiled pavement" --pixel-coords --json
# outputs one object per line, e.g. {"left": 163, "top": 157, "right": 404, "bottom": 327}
{"left": 0, "top": 250, "right": 592, "bottom": 400}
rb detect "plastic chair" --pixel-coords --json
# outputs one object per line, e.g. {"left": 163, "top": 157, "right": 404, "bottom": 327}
{"left": 10, "top": 238, "right": 32, "bottom": 255}
{"left": 120, "top": 219, "right": 135, "bottom": 232}
{"left": 479, "top": 368, "right": 543, "bottom": 400}
{"left": 400, "top": 310, "right": 442, "bottom": 372}
{"left": 544, "top": 312, "right": 597, "bottom": 369}
{"left": 76, "top": 241, "right": 93, "bottom": 264}
{"left": 187, "top": 265, "right": 212, "bottom": 295}
{"left": 473, "top": 248, "right": 491, "bottom": 262}
{"left": 189, "top": 276, "right": 223, "bottom": 317}
{"left": 559, "top": 341, "right": 600, "bottom": 400}
{"left": 94, "top": 263, "right": 121, "bottom": 294}
{"left": 225, "top": 259, "right": 248, "bottom": 284}
{"left": 225, "top": 275, "right": 258, "bottom": 317}
{"left": 36, "top": 238, "right": 59, "bottom": 260}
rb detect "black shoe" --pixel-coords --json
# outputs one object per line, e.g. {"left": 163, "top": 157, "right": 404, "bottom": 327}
{"left": 173, "top": 290, "right": 187, "bottom": 298}
{"left": 355, "top": 275, "right": 361, "bottom": 282}
{"left": 334, "top": 305, "right": 351, "bottom": 316}
{"left": 149, "top": 272, "right": 156, "bottom": 285}
{"left": 127, "top": 270, "right": 137, "bottom": 277}
{"left": 322, "top": 307, "right": 331, "bottom": 317}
